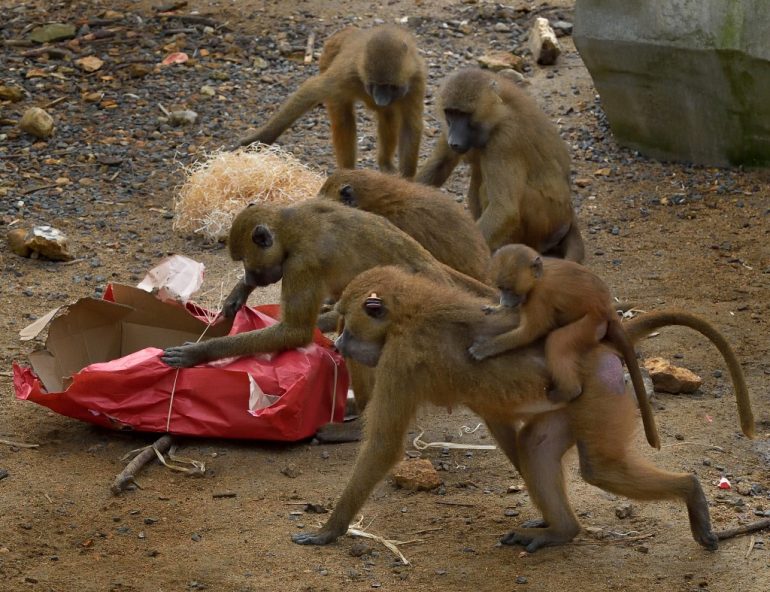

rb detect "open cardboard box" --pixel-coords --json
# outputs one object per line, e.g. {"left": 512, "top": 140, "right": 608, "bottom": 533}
{"left": 13, "top": 284, "right": 348, "bottom": 441}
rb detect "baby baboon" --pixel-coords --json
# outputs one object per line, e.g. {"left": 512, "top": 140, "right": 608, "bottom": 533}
{"left": 160, "top": 200, "right": 495, "bottom": 392}
{"left": 239, "top": 26, "right": 426, "bottom": 177}
{"left": 468, "top": 243, "right": 659, "bottom": 449}
{"left": 291, "top": 266, "right": 754, "bottom": 552}
{"left": 318, "top": 168, "right": 491, "bottom": 282}
{"left": 416, "top": 68, "right": 584, "bottom": 259}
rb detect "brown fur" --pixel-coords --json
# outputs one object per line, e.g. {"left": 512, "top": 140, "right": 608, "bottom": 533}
{"left": 416, "top": 68, "right": 584, "bottom": 259}
{"left": 160, "top": 200, "right": 496, "bottom": 415}
{"left": 318, "top": 168, "right": 491, "bottom": 282}
{"left": 239, "top": 25, "right": 426, "bottom": 178}
{"left": 291, "top": 266, "right": 754, "bottom": 553}
{"left": 469, "top": 244, "right": 660, "bottom": 449}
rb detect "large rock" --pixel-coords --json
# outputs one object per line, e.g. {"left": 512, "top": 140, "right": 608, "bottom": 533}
{"left": 574, "top": 0, "right": 770, "bottom": 166}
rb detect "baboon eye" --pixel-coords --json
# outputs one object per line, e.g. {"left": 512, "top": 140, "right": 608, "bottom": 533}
{"left": 339, "top": 185, "right": 356, "bottom": 206}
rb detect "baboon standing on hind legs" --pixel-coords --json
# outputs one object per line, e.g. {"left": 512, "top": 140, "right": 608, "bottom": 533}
{"left": 239, "top": 26, "right": 426, "bottom": 178}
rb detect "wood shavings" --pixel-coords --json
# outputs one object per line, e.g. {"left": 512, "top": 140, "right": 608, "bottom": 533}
{"left": 173, "top": 143, "right": 324, "bottom": 242}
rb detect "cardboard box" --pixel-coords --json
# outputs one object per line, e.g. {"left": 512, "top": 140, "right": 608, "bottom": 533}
{"left": 13, "top": 284, "right": 348, "bottom": 441}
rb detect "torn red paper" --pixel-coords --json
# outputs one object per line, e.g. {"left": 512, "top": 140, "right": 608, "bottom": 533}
{"left": 13, "top": 284, "right": 348, "bottom": 441}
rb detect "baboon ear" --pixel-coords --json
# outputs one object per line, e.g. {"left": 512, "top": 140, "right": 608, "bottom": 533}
{"left": 339, "top": 184, "right": 356, "bottom": 206}
{"left": 363, "top": 293, "right": 387, "bottom": 319}
{"left": 251, "top": 224, "right": 274, "bottom": 248}
{"left": 531, "top": 256, "right": 543, "bottom": 278}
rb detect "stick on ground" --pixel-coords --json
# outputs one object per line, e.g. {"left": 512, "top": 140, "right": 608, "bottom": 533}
{"left": 111, "top": 435, "right": 173, "bottom": 494}
{"left": 716, "top": 518, "right": 770, "bottom": 541}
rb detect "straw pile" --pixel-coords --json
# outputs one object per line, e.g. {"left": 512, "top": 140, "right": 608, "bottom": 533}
{"left": 173, "top": 143, "right": 325, "bottom": 242}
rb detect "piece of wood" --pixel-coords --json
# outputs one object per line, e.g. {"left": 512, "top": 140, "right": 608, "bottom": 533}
{"left": 304, "top": 32, "right": 315, "bottom": 64}
{"left": 111, "top": 435, "right": 173, "bottom": 494}
{"left": 716, "top": 518, "right": 770, "bottom": 540}
{"left": 528, "top": 17, "right": 561, "bottom": 65}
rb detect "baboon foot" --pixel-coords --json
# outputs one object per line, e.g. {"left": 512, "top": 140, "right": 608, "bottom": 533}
{"left": 292, "top": 528, "right": 342, "bottom": 546}
{"left": 315, "top": 420, "right": 362, "bottom": 443}
{"left": 500, "top": 525, "right": 578, "bottom": 553}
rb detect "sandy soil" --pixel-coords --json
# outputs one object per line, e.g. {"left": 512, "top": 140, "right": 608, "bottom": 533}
{"left": 1, "top": 1, "right": 768, "bottom": 591}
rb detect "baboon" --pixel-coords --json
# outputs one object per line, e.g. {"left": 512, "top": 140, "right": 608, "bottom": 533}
{"left": 291, "top": 266, "right": 754, "bottom": 552}
{"left": 416, "top": 68, "right": 584, "bottom": 259}
{"left": 238, "top": 25, "right": 426, "bottom": 178}
{"left": 161, "top": 200, "right": 496, "bottom": 415}
{"left": 468, "top": 243, "right": 660, "bottom": 449}
{"left": 318, "top": 168, "right": 491, "bottom": 282}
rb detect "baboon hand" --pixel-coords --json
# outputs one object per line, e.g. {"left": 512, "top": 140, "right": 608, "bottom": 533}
{"left": 161, "top": 342, "right": 209, "bottom": 368}
{"left": 291, "top": 529, "right": 341, "bottom": 546}
{"left": 468, "top": 338, "right": 497, "bottom": 361}
{"left": 221, "top": 292, "right": 248, "bottom": 320}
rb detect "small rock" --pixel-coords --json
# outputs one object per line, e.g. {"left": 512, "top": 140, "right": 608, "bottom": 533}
{"left": 551, "top": 20, "right": 574, "bottom": 36}
{"left": 528, "top": 17, "right": 561, "bottom": 65}
{"left": 19, "top": 107, "right": 55, "bottom": 139}
{"left": 392, "top": 458, "right": 442, "bottom": 491}
{"left": 303, "top": 503, "right": 327, "bottom": 514}
{"left": 574, "top": 177, "right": 592, "bottom": 188}
{"left": 515, "top": 576, "right": 528, "bottom": 584}
{"left": 191, "top": 532, "right": 202, "bottom": 542}
{"left": 0, "top": 469, "right": 8, "bottom": 481}
{"left": 349, "top": 541, "right": 371, "bottom": 557}
{"left": 168, "top": 110, "right": 198, "bottom": 126}
{"left": 10, "top": 226, "right": 73, "bottom": 261}
{"left": 736, "top": 482, "right": 753, "bottom": 496}
{"left": 128, "top": 63, "right": 152, "bottom": 78}
{"left": 477, "top": 51, "right": 525, "bottom": 72}
{"left": 75, "top": 56, "right": 104, "bottom": 72}
{"left": 635, "top": 544, "right": 650, "bottom": 554}
{"left": 29, "top": 23, "right": 76, "bottom": 43}
{"left": 280, "top": 464, "right": 301, "bottom": 478}
{"left": 504, "top": 508, "right": 520, "bottom": 517}
{"left": 497, "top": 68, "right": 527, "bottom": 85}
{"left": 200, "top": 85, "right": 216, "bottom": 97}
{"left": 643, "top": 357, "right": 702, "bottom": 394}
{"left": 0, "top": 85, "right": 25, "bottom": 102}
{"left": 615, "top": 502, "right": 634, "bottom": 519}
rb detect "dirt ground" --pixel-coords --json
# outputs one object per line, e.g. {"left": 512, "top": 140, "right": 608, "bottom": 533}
{"left": 1, "top": 1, "right": 769, "bottom": 591}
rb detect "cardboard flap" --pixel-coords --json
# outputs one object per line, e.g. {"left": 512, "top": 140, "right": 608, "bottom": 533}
{"left": 28, "top": 350, "right": 61, "bottom": 392}
{"left": 109, "top": 284, "right": 231, "bottom": 338}
{"left": 37, "top": 298, "right": 135, "bottom": 388}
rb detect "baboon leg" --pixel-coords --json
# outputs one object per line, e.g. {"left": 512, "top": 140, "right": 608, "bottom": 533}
{"left": 376, "top": 107, "right": 399, "bottom": 174}
{"left": 315, "top": 359, "right": 374, "bottom": 443}
{"left": 545, "top": 316, "right": 603, "bottom": 403}
{"left": 328, "top": 101, "right": 357, "bottom": 169}
{"left": 572, "top": 361, "right": 718, "bottom": 551}
{"left": 559, "top": 223, "right": 585, "bottom": 264}
{"left": 294, "top": 390, "right": 414, "bottom": 544}
{"left": 497, "top": 411, "right": 580, "bottom": 552}
{"left": 240, "top": 76, "right": 329, "bottom": 146}
{"left": 577, "top": 442, "right": 718, "bottom": 550}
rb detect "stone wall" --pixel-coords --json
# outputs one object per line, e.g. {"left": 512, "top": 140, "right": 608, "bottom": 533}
{"left": 573, "top": 0, "right": 770, "bottom": 166}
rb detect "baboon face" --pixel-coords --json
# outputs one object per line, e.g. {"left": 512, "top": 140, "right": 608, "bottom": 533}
{"left": 362, "top": 30, "right": 413, "bottom": 107}
{"left": 228, "top": 204, "right": 285, "bottom": 287}
{"left": 490, "top": 244, "right": 543, "bottom": 307}
{"left": 444, "top": 108, "right": 490, "bottom": 154}
{"left": 318, "top": 172, "right": 358, "bottom": 207}
{"left": 336, "top": 270, "right": 396, "bottom": 366}
{"left": 365, "top": 83, "right": 409, "bottom": 107}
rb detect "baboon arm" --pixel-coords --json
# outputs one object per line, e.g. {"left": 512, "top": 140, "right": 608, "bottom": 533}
{"left": 469, "top": 323, "right": 540, "bottom": 361}
{"left": 162, "top": 278, "right": 322, "bottom": 368}
{"left": 240, "top": 75, "right": 331, "bottom": 146}
{"left": 221, "top": 279, "right": 256, "bottom": 319}
{"left": 467, "top": 164, "right": 483, "bottom": 219}
{"left": 415, "top": 133, "right": 461, "bottom": 187}
{"left": 293, "top": 384, "right": 415, "bottom": 545}
{"left": 478, "top": 158, "right": 526, "bottom": 250}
